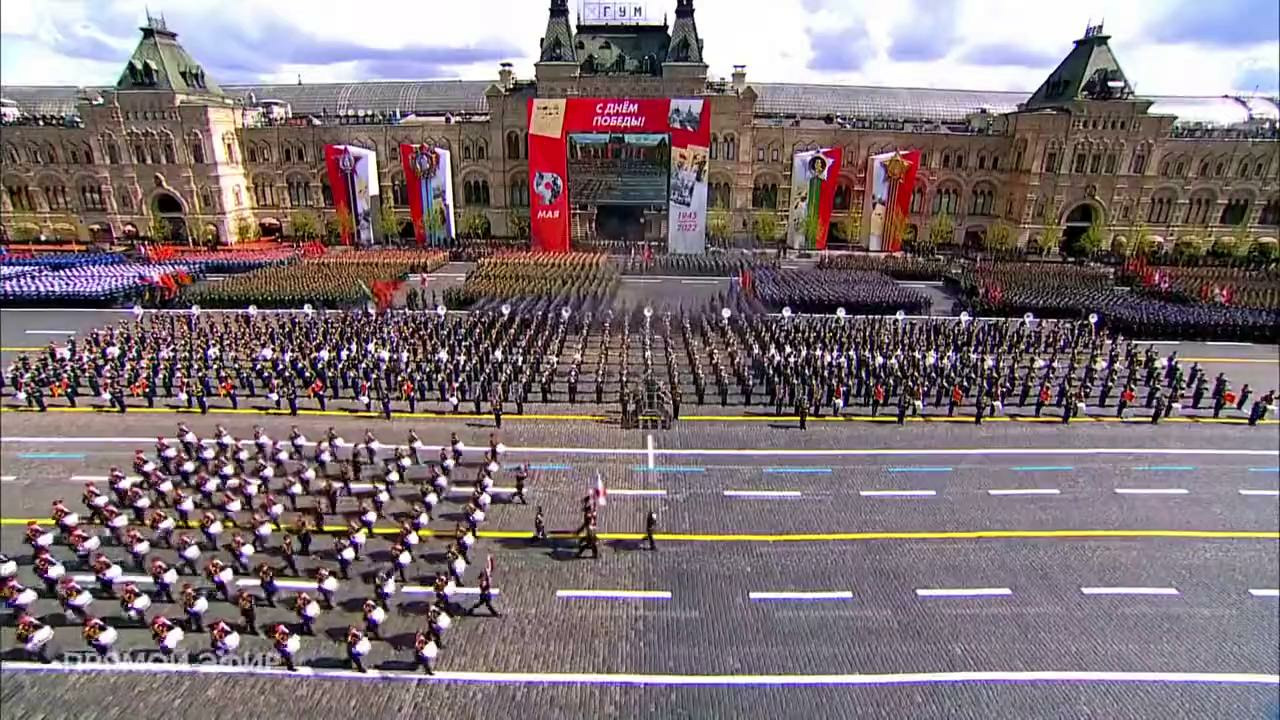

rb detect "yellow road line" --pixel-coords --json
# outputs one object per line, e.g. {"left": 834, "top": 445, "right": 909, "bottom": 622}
{"left": 0, "top": 517, "right": 1273, "bottom": 542}
{"left": 0, "top": 405, "right": 1274, "bottom": 425}
{"left": 0, "top": 347, "right": 45, "bottom": 352}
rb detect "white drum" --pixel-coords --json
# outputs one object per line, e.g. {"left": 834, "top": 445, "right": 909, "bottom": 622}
{"left": 177, "top": 498, "right": 194, "bottom": 514}
{"left": 70, "top": 591, "right": 94, "bottom": 609}
{"left": 98, "top": 626, "right": 119, "bottom": 647}
{"left": 424, "top": 493, "right": 439, "bottom": 508}
{"left": 495, "top": 442, "right": 506, "bottom": 455}
{"left": 207, "top": 522, "right": 224, "bottom": 536}
{"left": 0, "top": 560, "right": 16, "bottom": 577}
{"left": 404, "top": 533, "right": 419, "bottom": 547}
{"left": 221, "top": 631, "right": 241, "bottom": 651}
{"left": 386, "top": 471, "right": 400, "bottom": 484}
{"left": 275, "top": 450, "right": 290, "bottom": 464}
{"left": 470, "top": 510, "right": 486, "bottom": 524}
{"left": 320, "top": 576, "right": 339, "bottom": 593}
{"left": 91, "top": 495, "right": 110, "bottom": 508}
{"left": 451, "top": 558, "right": 467, "bottom": 577}
{"left": 161, "top": 568, "right": 178, "bottom": 585}
{"left": 353, "top": 637, "right": 372, "bottom": 656}
{"left": 142, "top": 461, "right": 156, "bottom": 474}
{"left": 461, "top": 533, "right": 475, "bottom": 548}
{"left": 443, "top": 458, "right": 456, "bottom": 470}
{"left": 46, "top": 564, "right": 65, "bottom": 580}
{"left": 377, "top": 490, "right": 390, "bottom": 505}
{"left": 132, "top": 541, "right": 151, "bottom": 557}
{"left": 434, "top": 612, "right": 452, "bottom": 631}
{"left": 481, "top": 476, "right": 494, "bottom": 491}
{"left": 60, "top": 512, "right": 81, "bottom": 528}
{"left": 133, "top": 497, "right": 151, "bottom": 511}
{"left": 26, "top": 626, "right": 54, "bottom": 652}
{"left": 284, "top": 635, "right": 300, "bottom": 654}
{"left": 82, "top": 535, "right": 101, "bottom": 552}
{"left": 288, "top": 482, "right": 303, "bottom": 497}
{"left": 239, "top": 545, "right": 255, "bottom": 560}
{"left": 182, "top": 431, "right": 198, "bottom": 446}
{"left": 190, "top": 596, "right": 209, "bottom": 615}
{"left": 443, "top": 581, "right": 457, "bottom": 598}
{"left": 256, "top": 524, "right": 272, "bottom": 539}
{"left": 369, "top": 606, "right": 386, "bottom": 625}
{"left": 216, "top": 567, "right": 234, "bottom": 585}
{"left": 302, "top": 468, "right": 317, "bottom": 483}
{"left": 319, "top": 451, "right": 333, "bottom": 464}
{"left": 181, "top": 545, "right": 201, "bottom": 562}
{"left": 487, "top": 461, "right": 499, "bottom": 474}
{"left": 419, "top": 641, "right": 439, "bottom": 659}
{"left": 224, "top": 499, "right": 242, "bottom": 513}
{"left": 236, "top": 450, "right": 250, "bottom": 463}
{"left": 15, "top": 587, "right": 38, "bottom": 607}
{"left": 162, "top": 447, "right": 178, "bottom": 460}
{"left": 161, "top": 627, "right": 185, "bottom": 650}
{"left": 478, "top": 494, "right": 491, "bottom": 510}
{"left": 103, "top": 564, "right": 123, "bottom": 581}
{"left": 302, "top": 601, "right": 320, "bottom": 619}
{"left": 398, "top": 457, "right": 412, "bottom": 470}
{"left": 340, "top": 547, "right": 356, "bottom": 562}
{"left": 201, "top": 448, "right": 216, "bottom": 461}
{"left": 158, "top": 518, "right": 176, "bottom": 533}
{"left": 397, "top": 550, "right": 412, "bottom": 567}
{"left": 351, "top": 532, "right": 367, "bottom": 548}
{"left": 156, "top": 479, "right": 174, "bottom": 494}
{"left": 130, "top": 594, "right": 153, "bottom": 613}
{"left": 259, "top": 467, "right": 274, "bottom": 481}
{"left": 33, "top": 532, "right": 54, "bottom": 548}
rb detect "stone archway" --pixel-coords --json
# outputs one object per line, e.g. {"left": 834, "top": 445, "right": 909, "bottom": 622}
{"left": 152, "top": 191, "right": 187, "bottom": 242}
{"left": 1062, "top": 202, "right": 1097, "bottom": 247}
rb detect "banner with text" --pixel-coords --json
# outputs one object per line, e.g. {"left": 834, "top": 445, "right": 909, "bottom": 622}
{"left": 324, "top": 144, "right": 379, "bottom": 245}
{"left": 786, "top": 147, "right": 843, "bottom": 251}
{"left": 527, "top": 97, "right": 711, "bottom": 253}
{"left": 399, "top": 143, "right": 455, "bottom": 247}
{"left": 864, "top": 149, "right": 920, "bottom": 252}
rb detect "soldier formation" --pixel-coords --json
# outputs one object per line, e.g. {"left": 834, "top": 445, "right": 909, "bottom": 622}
{"left": 7, "top": 302, "right": 1274, "bottom": 425}
{"left": 0, "top": 424, "right": 547, "bottom": 672}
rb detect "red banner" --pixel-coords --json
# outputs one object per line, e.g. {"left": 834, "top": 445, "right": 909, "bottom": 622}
{"left": 324, "top": 145, "right": 353, "bottom": 245}
{"left": 527, "top": 98, "right": 711, "bottom": 253}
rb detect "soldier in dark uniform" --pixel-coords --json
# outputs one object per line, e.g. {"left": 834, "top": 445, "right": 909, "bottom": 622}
{"left": 513, "top": 464, "right": 529, "bottom": 504}
{"left": 644, "top": 510, "right": 658, "bottom": 551}
{"left": 531, "top": 506, "right": 547, "bottom": 543}
{"left": 236, "top": 588, "right": 258, "bottom": 635}
{"left": 467, "top": 568, "right": 500, "bottom": 616}
{"left": 576, "top": 523, "right": 599, "bottom": 559}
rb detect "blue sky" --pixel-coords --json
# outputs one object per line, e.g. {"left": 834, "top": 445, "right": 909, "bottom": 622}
{"left": 1, "top": 0, "right": 1276, "bottom": 94}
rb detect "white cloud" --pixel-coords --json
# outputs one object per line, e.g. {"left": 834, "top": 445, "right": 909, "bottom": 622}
{"left": 0, "top": 0, "right": 1274, "bottom": 96}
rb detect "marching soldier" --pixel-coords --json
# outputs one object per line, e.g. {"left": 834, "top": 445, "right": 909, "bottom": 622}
{"left": 413, "top": 628, "right": 438, "bottom": 674}
{"left": 531, "top": 506, "right": 548, "bottom": 543}
{"left": 576, "top": 522, "right": 600, "bottom": 560}
{"left": 467, "top": 567, "right": 500, "bottom": 617}
{"left": 83, "top": 615, "right": 119, "bottom": 657}
{"left": 273, "top": 623, "right": 300, "bottom": 671}
{"left": 280, "top": 533, "right": 300, "bottom": 576}
{"left": 644, "top": 510, "right": 658, "bottom": 551}
{"left": 181, "top": 583, "right": 208, "bottom": 632}
{"left": 513, "top": 464, "right": 529, "bottom": 504}
{"left": 294, "top": 592, "right": 321, "bottom": 635}
{"left": 257, "top": 562, "right": 279, "bottom": 607}
{"left": 236, "top": 588, "right": 258, "bottom": 635}
{"left": 346, "top": 626, "right": 373, "bottom": 673}
{"left": 361, "top": 598, "right": 386, "bottom": 639}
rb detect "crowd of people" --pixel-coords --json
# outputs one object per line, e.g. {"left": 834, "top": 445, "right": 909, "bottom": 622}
{"left": 949, "top": 261, "right": 1280, "bottom": 341}
{"left": 2, "top": 425, "right": 574, "bottom": 671}
{"left": 182, "top": 251, "right": 446, "bottom": 310}
{"left": 5, "top": 305, "right": 1274, "bottom": 424}
{"left": 746, "top": 268, "right": 933, "bottom": 316}
{"left": 442, "top": 253, "right": 619, "bottom": 311}
{"left": 617, "top": 252, "right": 775, "bottom": 277}
{"left": 816, "top": 254, "right": 948, "bottom": 282}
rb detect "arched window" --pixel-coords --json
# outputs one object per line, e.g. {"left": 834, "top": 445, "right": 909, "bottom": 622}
{"left": 709, "top": 134, "right": 718, "bottom": 160}
{"left": 260, "top": 143, "right": 271, "bottom": 163}
{"left": 506, "top": 131, "right": 521, "bottom": 160}
{"left": 909, "top": 186, "right": 925, "bottom": 213}
{"left": 390, "top": 175, "right": 407, "bottom": 206}
{"left": 295, "top": 144, "right": 306, "bottom": 163}
{"left": 476, "top": 142, "right": 487, "bottom": 161}
{"left": 942, "top": 153, "right": 951, "bottom": 169}
{"left": 724, "top": 135, "right": 737, "bottom": 161}
{"left": 463, "top": 143, "right": 472, "bottom": 161}
{"left": 282, "top": 145, "right": 292, "bottom": 163}
{"left": 709, "top": 181, "right": 732, "bottom": 209}
{"left": 1259, "top": 196, "right": 1280, "bottom": 226}
{"left": 1219, "top": 197, "right": 1250, "bottom": 225}
{"left": 321, "top": 178, "right": 333, "bottom": 207}
{"left": 509, "top": 175, "right": 529, "bottom": 207}
{"left": 977, "top": 153, "right": 987, "bottom": 170}
{"left": 4, "top": 143, "right": 20, "bottom": 163}
{"left": 1239, "top": 160, "right": 1251, "bottom": 178}
{"left": 188, "top": 134, "right": 204, "bottom": 164}
{"left": 1186, "top": 194, "right": 1214, "bottom": 225}
{"left": 1104, "top": 153, "right": 1116, "bottom": 174}
{"left": 247, "top": 145, "right": 259, "bottom": 163}
{"left": 1147, "top": 194, "right": 1175, "bottom": 224}
{"left": 42, "top": 184, "right": 70, "bottom": 210}
{"left": 287, "top": 177, "right": 311, "bottom": 207}
{"left": 954, "top": 153, "right": 965, "bottom": 170}
{"left": 932, "top": 187, "right": 959, "bottom": 215}
{"left": 1174, "top": 160, "right": 1185, "bottom": 176}
{"left": 223, "top": 134, "right": 237, "bottom": 164}
{"left": 464, "top": 179, "right": 490, "bottom": 207}
{"left": 107, "top": 139, "right": 121, "bottom": 165}
{"left": 1090, "top": 154, "right": 1102, "bottom": 174}
{"left": 1214, "top": 161, "right": 1225, "bottom": 177}
{"left": 252, "top": 176, "right": 275, "bottom": 207}
{"left": 751, "top": 180, "right": 778, "bottom": 209}
{"left": 969, "top": 186, "right": 995, "bottom": 216}
{"left": 833, "top": 183, "right": 852, "bottom": 211}
{"left": 1198, "top": 160, "right": 1209, "bottom": 177}
{"left": 78, "top": 184, "right": 104, "bottom": 211}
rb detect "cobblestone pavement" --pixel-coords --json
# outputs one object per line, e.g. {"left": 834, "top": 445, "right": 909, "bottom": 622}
{"left": 0, "top": 412, "right": 1276, "bottom": 717}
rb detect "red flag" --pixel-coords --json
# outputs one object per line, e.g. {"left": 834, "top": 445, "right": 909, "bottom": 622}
{"left": 593, "top": 473, "right": 607, "bottom": 507}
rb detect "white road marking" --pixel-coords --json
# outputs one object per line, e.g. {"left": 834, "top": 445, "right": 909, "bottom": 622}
{"left": 1114, "top": 488, "right": 1189, "bottom": 495}
{"left": 446, "top": 486, "right": 515, "bottom": 495}
{"left": 915, "top": 587, "right": 1013, "bottom": 597}
{"left": 1238, "top": 489, "right": 1280, "bottom": 496}
{"left": 1205, "top": 342, "right": 1255, "bottom": 347}
{"left": 749, "top": 591, "right": 853, "bottom": 600}
{"left": 555, "top": 589, "right": 671, "bottom": 600}
{"left": 986, "top": 488, "right": 1062, "bottom": 496}
{"left": 0, "top": 475, "right": 14, "bottom": 483}
{"left": 1247, "top": 588, "right": 1280, "bottom": 597}
{"left": 860, "top": 490, "right": 937, "bottom": 497}
{"left": 24, "top": 330, "right": 76, "bottom": 335}
{"left": 4, "top": 438, "right": 1278, "bottom": 459}
{"left": 723, "top": 490, "right": 803, "bottom": 498}
{"left": 646, "top": 434, "right": 655, "bottom": 470}
{"left": 680, "top": 279, "right": 723, "bottom": 285}
{"left": 607, "top": 489, "right": 667, "bottom": 496}
{"left": 1080, "top": 587, "right": 1180, "bottom": 596}
{"left": 621, "top": 278, "right": 663, "bottom": 284}
{"left": 402, "top": 584, "right": 500, "bottom": 596}
{"left": 1135, "top": 340, "right": 1181, "bottom": 345}
{"left": 3, "top": 662, "right": 1277, "bottom": 687}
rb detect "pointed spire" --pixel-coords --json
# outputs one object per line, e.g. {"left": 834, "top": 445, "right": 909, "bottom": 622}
{"left": 667, "top": 0, "right": 703, "bottom": 63}
{"left": 1025, "top": 25, "right": 1132, "bottom": 109}
{"left": 539, "top": 0, "right": 576, "bottom": 62}
{"left": 117, "top": 17, "right": 221, "bottom": 95}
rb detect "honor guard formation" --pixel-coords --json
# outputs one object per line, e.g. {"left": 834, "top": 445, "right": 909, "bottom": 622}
{"left": 0, "top": 425, "right": 561, "bottom": 673}
{"left": 5, "top": 307, "right": 1276, "bottom": 427}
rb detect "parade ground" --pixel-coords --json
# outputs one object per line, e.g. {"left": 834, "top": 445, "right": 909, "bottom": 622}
{"left": 0, "top": 400, "right": 1277, "bottom": 718}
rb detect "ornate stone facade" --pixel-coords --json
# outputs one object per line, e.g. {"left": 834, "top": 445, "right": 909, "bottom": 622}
{"left": 1, "top": 7, "right": 1277, "bottom": 248}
